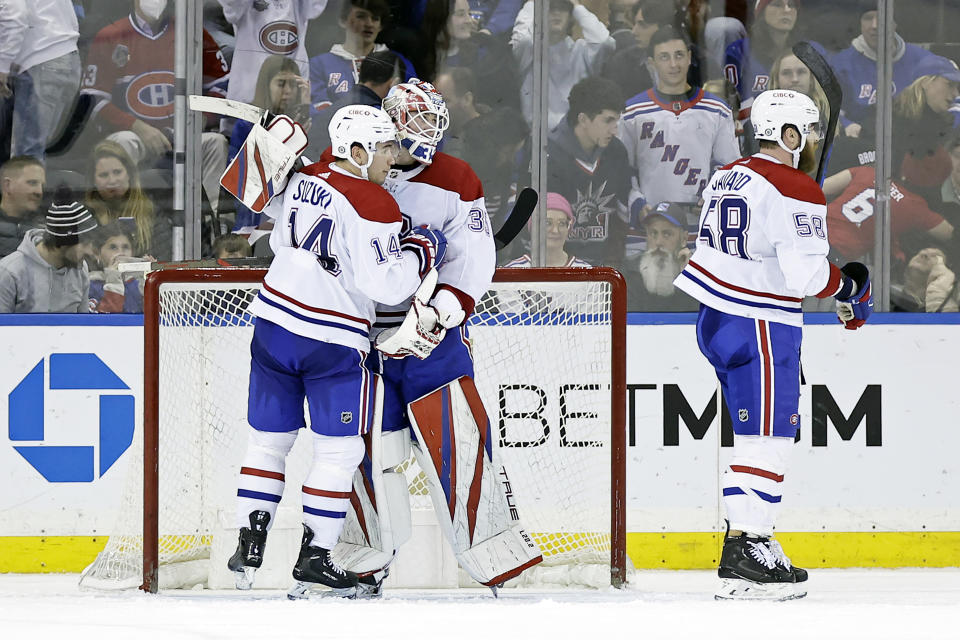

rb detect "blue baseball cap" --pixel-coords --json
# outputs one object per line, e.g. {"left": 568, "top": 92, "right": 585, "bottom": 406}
{"left": 914, "top": 55, "right": 960, "bottom": 84}
{"left": 643, "top": 202, "right": 685, "bottom": 228}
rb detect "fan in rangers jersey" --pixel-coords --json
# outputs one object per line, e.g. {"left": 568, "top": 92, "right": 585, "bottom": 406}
{"left": 619, "top": 26, "right": 740, "bottom": 211}
{"left": 673, "top": 89, "right": 874, "bottom": 601}
{"left": 501, "top": 192, "right": 592, "bottom": 268}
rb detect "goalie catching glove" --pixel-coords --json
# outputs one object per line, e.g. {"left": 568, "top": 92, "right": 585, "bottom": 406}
{"left": 220, "top": 113, "right": 308, "bottom": 213}
{"left": 835, "top": 262, "right": 873, "bottom": 330}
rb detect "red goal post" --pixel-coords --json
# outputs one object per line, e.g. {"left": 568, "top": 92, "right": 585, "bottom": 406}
{"left": 135, "top": 266, "right": 627, "bottom": 593}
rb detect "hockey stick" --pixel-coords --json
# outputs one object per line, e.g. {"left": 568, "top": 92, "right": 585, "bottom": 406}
{"left": 188, "top": 95, "right": 269, "bottom": 124}
{"left": 792, "top": 41, "right": 842, "bottom": 186}
{"left": 494, "top": 187, "right": 538, "bottom": 251}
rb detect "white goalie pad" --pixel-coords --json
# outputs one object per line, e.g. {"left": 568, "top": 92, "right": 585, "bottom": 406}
{"left": 219, "top": 116, "right": 307, "bottom": 213}
{"left": 407, "top": 377, "right": 543, "bottom": 586}
{"left": 335, "top": 382, "right": 413, "bottom": 577}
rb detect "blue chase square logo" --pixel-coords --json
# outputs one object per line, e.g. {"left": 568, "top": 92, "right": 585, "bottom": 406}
{"left": 8, "top": 353, "right": 135, "bottom": 483}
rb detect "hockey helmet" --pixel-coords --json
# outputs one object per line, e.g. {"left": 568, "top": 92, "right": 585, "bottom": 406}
{"left": 751, "top": 89, "right": 820, "bottom": 167}
{"left": 328, "top": 105, "right": 400, "bottom": 179}
{"left": 382, "top": 79, "right": 450, "bottom": 164}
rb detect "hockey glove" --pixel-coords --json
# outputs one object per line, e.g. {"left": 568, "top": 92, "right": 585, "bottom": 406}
{"left": 375, "top": 269, "right": 445, "bottom": 359}
{"left": 835, "top": 262, "right": 873, "bottom": 330}
{"left": 400, "top": 226, "right": 447, "bottom": 278}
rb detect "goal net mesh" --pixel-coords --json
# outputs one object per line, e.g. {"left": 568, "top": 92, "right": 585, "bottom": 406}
{"left": 80, "top": 270, "right": 621, "bottom": 590}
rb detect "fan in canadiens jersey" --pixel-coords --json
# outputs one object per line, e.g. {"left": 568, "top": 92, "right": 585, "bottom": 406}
{"left": 331, "top": 79, "right": 543, "bottom": 597}
{"left": 673, "top": 90, "right": 874, "bottom": 601}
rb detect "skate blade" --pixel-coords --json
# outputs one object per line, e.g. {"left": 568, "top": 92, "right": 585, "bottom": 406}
{"left": 234, "top": 567, "right": 256, "bottom": 591}
{"left": 714, "top": 578, "right": 807, "bottom": 601}
{"left": 287, "top": 580, "right": 358, "bottom": 600}
{"left": 354, "top": 583, "right": 383, "bottom": 600}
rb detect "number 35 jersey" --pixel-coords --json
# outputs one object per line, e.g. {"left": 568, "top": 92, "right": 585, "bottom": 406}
{"left": 674, "top": 153, "right": 833, "bottom": 326}
{"left": 247, "top": 162, "right": 426, "bottom": 351}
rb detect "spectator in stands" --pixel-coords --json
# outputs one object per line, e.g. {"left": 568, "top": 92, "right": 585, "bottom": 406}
{"left": 823, "top": 165, "right": 954, "bottom": 266}
{"left": 724, "top": 0, "right": 802, "bottom": 109}
{"left": 548, "top": 76, "right": 633, "bottom": 269}
{"left": 893, "top": 247, "right": 958, "bottom": 313}
{"left": 440, "top": 0, "right": 521, "bottom": 112}
{"left": 434, "top": 66, "right": 484, "bottom": 159}
{"left": 307, "top": 50, "right": 405, "bottom": 160}
{"left": 213, "top": 232, "right": 253, "bottom": 260}
{"left": 937, "top": 132, "right": 960, "bottom": 228}
{"left": 461, "top": 106, "right": 529, "bottom": 244}
{"left": 230, "top": 55, "right": 311, "bottom": 233}
{"left": 217, "top": 0, "right": 327, "bottom": 108}
{"left": 310, "top": 0, "right": 415, "bottom": 112}
{"left": 830, "top": 1, "right": 933, "bottom": 141}
{"left": 601, "top": 0, "right": 674, "bottom": 101}
{"left": 468, "top": 0, "right": 523, "bottom": 37}
{"left": 703, "top": 16, "right": 746, "bottom": 83}
{"left": 85, "top": 140, "right": 172, "bottom": 261}
{"left": 892, "top": 56, "right": 960, "bottom": 198}
{"left": 87, "top": 222, "right": 144, "bottom": 313}
{"left": 80, "top": 0, "right": 230, "bottom": 220}
{"left": 626, "top": 202, "right": 696, "bottom": 311}
{"left": 502, "top": 192, "right": 591, "bottom": 268}
{"left": 619, "top": 26, "right": 739, "bottom": 210}
{"left": 0, "top": 0, "right": 82, "bottom": 163}
{"left": 511, "top": 0, "right": 615, "bottom": 130}
{"left": 0, "top": 156, "right": 45, "bottom": 258}
{"left": 0, "top": 185, "right": 97, "bottom": 313}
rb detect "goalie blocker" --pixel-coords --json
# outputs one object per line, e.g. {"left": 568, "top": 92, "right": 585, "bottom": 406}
{"left": 336, "top": 377, "right": 543, "bottom": 591}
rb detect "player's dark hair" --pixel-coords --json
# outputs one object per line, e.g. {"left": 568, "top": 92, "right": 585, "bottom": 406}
{"left": 566, "top": 76, "right": 624, "bottom": 127}
{"left": 340, "top": 0, "right": 390, "bottom": 23}
{"left": 359, "top": 50, "right": 406, "bottom": 85}
{"left": 0, "top": 155, "right": 44, "bottom": 182}
{"left": 213, "top": 233, "right": 253, "bottom": 259}
{"left": 649, "top": 25, "right": 691, "bottom": 54}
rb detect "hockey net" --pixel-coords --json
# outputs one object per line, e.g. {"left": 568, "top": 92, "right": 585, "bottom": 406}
{"left": 79, "top": 267, "right": 626, "bottom": 592}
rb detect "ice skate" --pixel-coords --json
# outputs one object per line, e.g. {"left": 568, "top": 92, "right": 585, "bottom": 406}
{"left": 767, "top": 538, "right": 808, "bottom": 583}
{"left": 227, "top": 510, "right": 270, "bottom": 590}
{"left": 715, "top": 530, "right": 806, "bottom": 601}
{"left": 355, "top": 568, "right": 389, "bottom": 600}
{"left": 288, "top": 525, "right": 359, "bottom": 600}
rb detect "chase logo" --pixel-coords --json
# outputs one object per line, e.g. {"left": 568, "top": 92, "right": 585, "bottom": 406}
{"left": 8, "top": 354, "right": 135, "bottom": 483}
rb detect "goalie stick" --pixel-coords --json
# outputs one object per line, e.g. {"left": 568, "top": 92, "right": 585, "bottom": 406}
{"left": 792, "top": 41, "right": 842, "bottom": 186}
{"left": 494, "top": 187, "right": 537, "bottom": 251}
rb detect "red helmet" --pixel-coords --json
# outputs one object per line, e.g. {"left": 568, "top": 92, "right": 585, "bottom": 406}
{"left": 382, "top": 79, "right": 450, "bottom": 164}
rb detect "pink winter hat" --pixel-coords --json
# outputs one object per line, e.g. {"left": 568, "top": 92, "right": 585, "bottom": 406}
{"left": 545, "top": 192, "right": 574, "bottom": 225}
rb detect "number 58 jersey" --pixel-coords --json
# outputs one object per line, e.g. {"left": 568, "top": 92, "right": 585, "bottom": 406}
{"left": 673, "top": 153, "right": 834, "bottom": 327}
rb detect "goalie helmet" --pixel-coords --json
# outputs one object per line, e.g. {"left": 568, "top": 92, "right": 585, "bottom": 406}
{"left": 751, "top": 89, "right": 820, "bottom": 168}
{"left": 382, "top": 79, "right": 450, "bottom": 165}
{"left": 328, "top": 105, "right": 400, "bottom": 179}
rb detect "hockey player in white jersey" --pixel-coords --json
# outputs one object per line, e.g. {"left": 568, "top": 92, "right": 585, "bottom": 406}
{"left": 226, "top": 105, "right": 449, "bottom": 599}
{"left": 332, "top": 80, "right": 543, "bottom": 597}
{"left": 673, "top": 90, "right": 874, "bottom": 601}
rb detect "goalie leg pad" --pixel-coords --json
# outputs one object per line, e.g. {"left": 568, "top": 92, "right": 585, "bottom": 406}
{"left": 408, "top": 376, "right": 543, "bottom": 586}
{"left": 335, "top": 378, "right": 412, "bottom": 576}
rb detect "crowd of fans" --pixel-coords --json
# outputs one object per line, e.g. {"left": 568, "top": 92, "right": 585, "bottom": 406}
{"left": 0, "top": 0, "right": 958, "bottom": 313}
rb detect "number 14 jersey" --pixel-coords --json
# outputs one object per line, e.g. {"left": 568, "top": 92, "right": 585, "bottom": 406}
{"left": 674, "top": 153, "right": 834, "bottom": 326}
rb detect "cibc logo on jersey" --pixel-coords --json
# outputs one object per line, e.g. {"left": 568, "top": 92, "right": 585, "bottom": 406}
{"left": 260, "top": 21, "right": 299, "bottom": 54}
{"left": 125, "top": 71, "right": 175, "bottom": 121}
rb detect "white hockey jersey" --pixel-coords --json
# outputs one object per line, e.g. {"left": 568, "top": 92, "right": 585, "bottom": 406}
{"left": 247, "top": 161, "right": 425, "bottom": 351}
{"left": 219, "top": 0, "right": 327, "bottom": 105}
{"left": 619, "top": 88, "right": 740, "bottom": 206}
{"left": 376, "top": 152, "right": 495, "bottom": 333}
{"left": 673, "top": 153, "right": 837, "bottom": 327}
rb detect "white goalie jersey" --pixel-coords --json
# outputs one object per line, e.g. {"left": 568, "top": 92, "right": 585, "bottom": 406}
{"left": 248, "top": 161, "right": 426, "bottom": 351}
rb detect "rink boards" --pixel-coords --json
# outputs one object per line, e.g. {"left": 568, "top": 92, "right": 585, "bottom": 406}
{"left": 1, "top": 312, "right": 959, "bottom": 572}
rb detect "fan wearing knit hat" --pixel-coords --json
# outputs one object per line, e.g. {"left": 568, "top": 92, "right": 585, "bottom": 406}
{"left": 0, "top": 185, "right": 98, "bottom": 312}
{"left": 501, "top": 192, "right": 592, "bottom": 268}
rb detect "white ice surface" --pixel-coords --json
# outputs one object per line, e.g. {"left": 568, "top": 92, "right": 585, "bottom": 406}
{"left": 2, "top": 570, "right": 959, "bottom": 640}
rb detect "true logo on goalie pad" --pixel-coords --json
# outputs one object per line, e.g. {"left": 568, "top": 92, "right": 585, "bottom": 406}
{"left": 341, "top": 411, "right": 353, "bottom": 424}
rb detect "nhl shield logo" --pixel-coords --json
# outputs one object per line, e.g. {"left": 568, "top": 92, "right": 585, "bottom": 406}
{"left": 340, "top": 411, "right": 353, "bottom": 424}
{"left": 738, "top": 408, "right": 749, "bottom": 422}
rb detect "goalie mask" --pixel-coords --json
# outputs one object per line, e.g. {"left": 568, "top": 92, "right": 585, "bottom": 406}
{"left": 382, "top": 79, "right": 450, "bottom": 165}
{"left": 751, "top": 90, "right": 820, "bottom": 168}
{"left": 329, "top": 105, "right": 400, "bottom": 180}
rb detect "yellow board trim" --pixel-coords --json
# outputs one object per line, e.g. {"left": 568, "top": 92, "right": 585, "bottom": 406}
{"left": 3, "top": 532, "right": 960, "bottom": 573}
